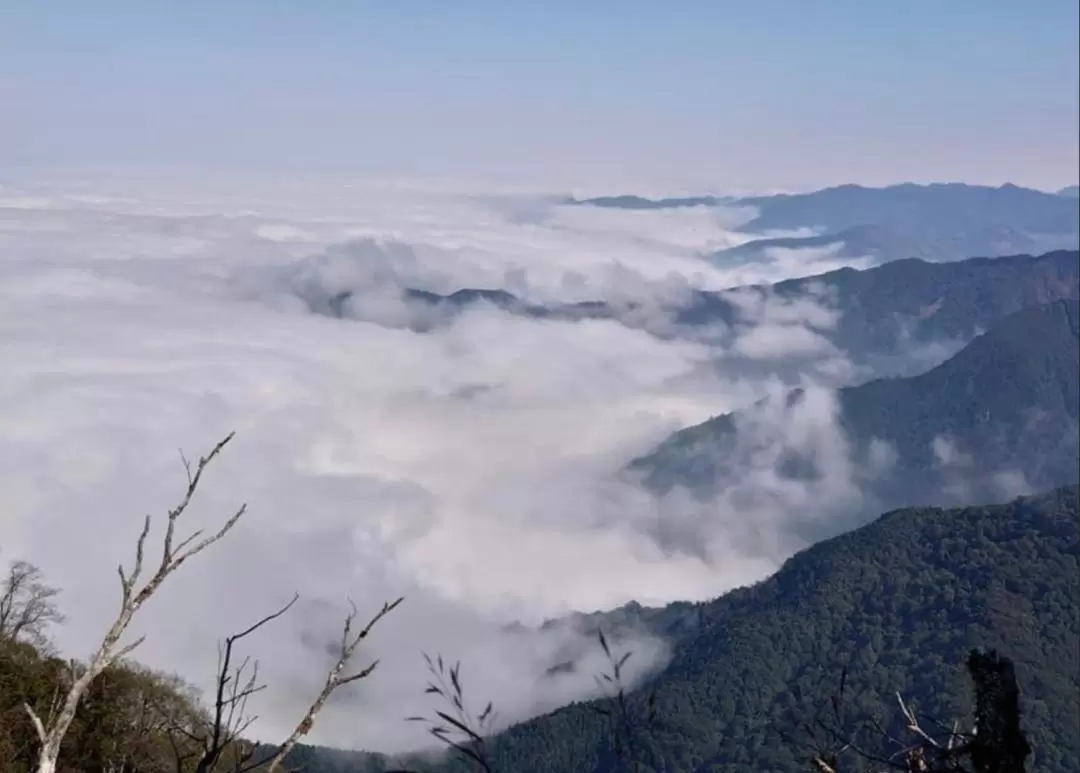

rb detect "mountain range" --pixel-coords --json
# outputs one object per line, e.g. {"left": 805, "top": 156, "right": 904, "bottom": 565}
{"left": 565, "top": 194, "right": 735, "bottom": 210}
{"left": 278, "top": 250, "right": 1080, "bottom": 772}
{"left": 573, "top": 183, "right": 1080, "bottom": 264}
{"left": 320, "top": 250, "right": 1079, "bottom": 380}
{"left": 398, "top": 254, "right": 1079, "bottom": 771}
{"left": 631, "top": 299, "right": 1080, "bottom": 516}
{"left": 8, "top": 192, "right": 1080, "bottom": 771}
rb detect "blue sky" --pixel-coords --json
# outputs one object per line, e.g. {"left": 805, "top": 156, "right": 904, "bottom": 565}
{"left": 3, "top": 0, "right": 1078, "bottom": 191}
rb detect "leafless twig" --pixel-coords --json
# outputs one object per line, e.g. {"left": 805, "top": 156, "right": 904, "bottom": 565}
{"left": 166, "top": 594, "right": 300, "bottom": 773}
{"left": 24, "top": 432, "right": 244, "bottom": 773}
{"left": 258, "top": 596, "right": 404, "bottom": 773}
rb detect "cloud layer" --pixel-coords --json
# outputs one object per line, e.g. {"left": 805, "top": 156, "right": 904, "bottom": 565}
{"left": 0, "top": 174, "right": 922, "bottom": 753}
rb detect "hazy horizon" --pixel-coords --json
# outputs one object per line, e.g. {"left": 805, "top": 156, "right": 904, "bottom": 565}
{"left": 3, "top": 0, "right": 1078, "bottom": 191}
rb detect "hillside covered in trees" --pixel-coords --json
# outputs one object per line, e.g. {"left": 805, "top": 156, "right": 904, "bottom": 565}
{"left": 632, "top": 299, "right": 1080, "bottom": 513}
{"left": 4, "top": 486, "right": 1076, "bottom": 772}
{"left": 380, "top": 485, "right": 1080, "bottom": 773}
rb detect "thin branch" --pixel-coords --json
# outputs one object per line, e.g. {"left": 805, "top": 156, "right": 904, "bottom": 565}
{"left": 27, "top": 432, "right": 243, "bottom": 773}
{"left": 257, "top": 596, "right": 404, "bottom": 773}
{"left": 185, "top": 594, "right": 300, "bottom": 773}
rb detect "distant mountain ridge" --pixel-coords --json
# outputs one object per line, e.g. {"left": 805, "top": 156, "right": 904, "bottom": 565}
{"left": 570, "top": 182, "right": 1080, "bottom": 264}
{"left": 316, "top": 249, "right": 1080, "bottom": 379}
{"left": 566, "top": 194, "right": 734, "bottom": 209}
{"left": 751, "top": 249, "right": 1079, "bottom": 374}
{"left": 734, "top": 182, "right": 1077, "bottom": 233}
{"left": 707, "top": 223, "right": 917, "bottom": 264}
{"left": 631, "top": 299, "right": 1080, "bottom": 512}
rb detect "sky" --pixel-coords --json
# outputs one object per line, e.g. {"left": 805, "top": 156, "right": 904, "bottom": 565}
{"left": 3, "top": 0, "right": 1078, "bottom": 191}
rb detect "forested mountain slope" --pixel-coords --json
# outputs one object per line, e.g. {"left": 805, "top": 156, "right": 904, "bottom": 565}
{"left": 317, "top": 250, "right": 1080, "bottom": 379}
{"left": 633, "top": 299, "right": 1080, "bottom": 511}
{"left": 377, "top": 486, "right": 1079, "bottom": 773}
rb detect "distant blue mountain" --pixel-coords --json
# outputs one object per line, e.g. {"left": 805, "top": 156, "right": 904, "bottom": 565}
{"left": 710, "top": 223, "right": 920, "bottom": 265}
{"left": 735, "top": 182, "right": 1075, "bottom": 232}
{"left": 569, "top": 183, "right": 1080, "bottom": 264}
{"left": 722, "top": 182, "right": 1079, "bottom": 263}
{"left": 566, "top": 194, "right": 734, "bottom": 209}
{"left": 1059, "top": 185, "right": 1080, "bottom": 198}
{"left": 711, "top": 182, "right": 1078, "bottom": 265}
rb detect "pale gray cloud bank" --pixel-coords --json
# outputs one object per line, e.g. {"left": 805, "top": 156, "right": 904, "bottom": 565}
{"left": 0, "top": 174, "right": 920, "bottom": 753}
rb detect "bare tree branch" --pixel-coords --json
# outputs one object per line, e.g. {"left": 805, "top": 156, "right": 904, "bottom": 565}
{"left": 258, "top": 596, "right": 404, "bottom": 773}
{"left": 168, "top": 594, "right": 404, "bottom": 773}
{"left": 179, "top": 594, "right": 300, "bottom": 773}
{"left": 27, "top": 432, "right": 243, "bottom": 773}
{"left": 23, "top": 703, "right": 48, "bottom": 744}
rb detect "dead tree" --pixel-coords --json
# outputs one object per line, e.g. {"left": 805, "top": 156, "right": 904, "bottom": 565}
{"left": 164, "top": 594, "right": 404, "bottom": 773}
{"left": 159, "top": 594, "right": 300, "bottom": 773}
{"left": 259, "top": 596, "right": 403, "bottom": 773}
{"left": 802, "top": 649, "right": 1031, "bottom": 773}
{"left": 0, "top": 559, "right": 65, "bottom": 646}
{"left": 23, "top": 433, "right": 246, "bottom": 773}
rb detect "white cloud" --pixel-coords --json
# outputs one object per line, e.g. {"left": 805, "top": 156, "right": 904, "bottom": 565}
{"left": 0, "top": 174, "right": 902, "bottom": 753}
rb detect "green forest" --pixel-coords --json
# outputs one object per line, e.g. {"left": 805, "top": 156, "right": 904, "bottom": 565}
{"left": 3, "top": 482, "right": 1076, "bottom": 773}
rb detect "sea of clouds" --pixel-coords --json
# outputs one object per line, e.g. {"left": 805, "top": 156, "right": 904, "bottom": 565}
{"left": 0, "top": 172, "right": 901, "bottom": 753}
